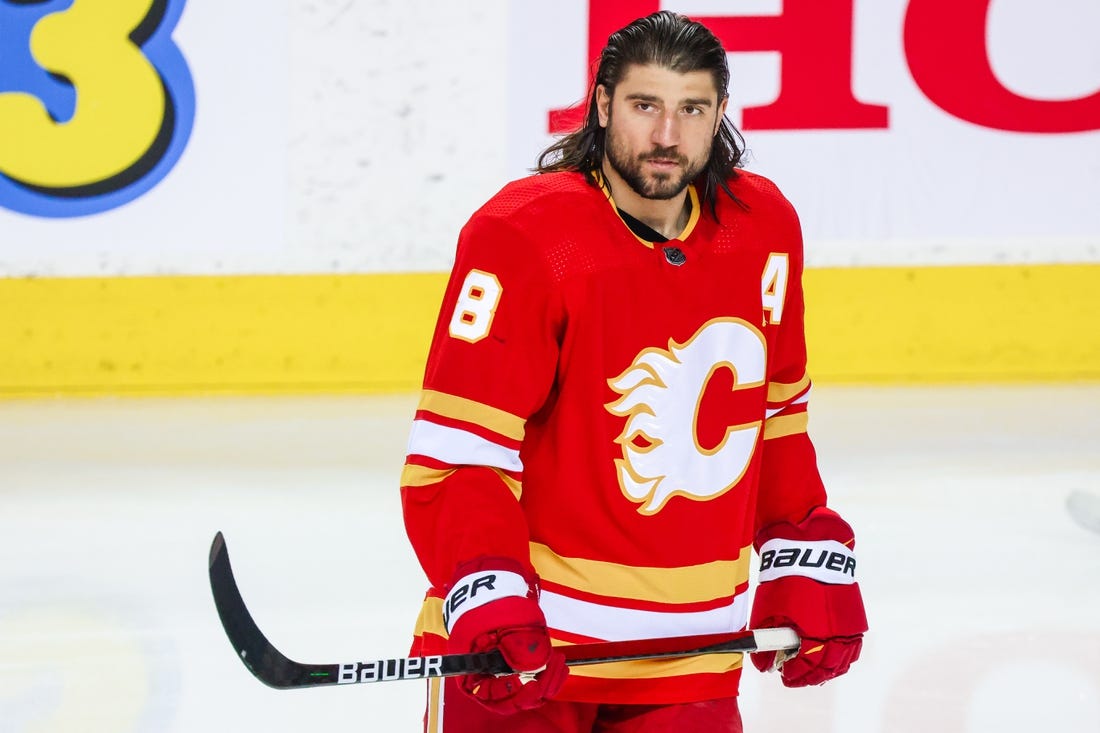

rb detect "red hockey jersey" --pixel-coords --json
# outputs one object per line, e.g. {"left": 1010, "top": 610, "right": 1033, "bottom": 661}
{"left": 401, "top": 169, "right": 827, "bottom": 705}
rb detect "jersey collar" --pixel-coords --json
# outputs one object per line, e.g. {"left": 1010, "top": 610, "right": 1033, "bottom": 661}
{"left": 597, "top": 172, "right": 701, "bottom": 249}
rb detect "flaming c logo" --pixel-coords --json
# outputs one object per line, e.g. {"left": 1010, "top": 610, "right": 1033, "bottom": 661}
{"left": 606, "top": 318, "right": 767, "bottom": 515}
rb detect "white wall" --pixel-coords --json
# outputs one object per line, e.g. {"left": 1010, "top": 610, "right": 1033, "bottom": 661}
{"left": 0, "top": 0, "right": 1097, "bottom": 276}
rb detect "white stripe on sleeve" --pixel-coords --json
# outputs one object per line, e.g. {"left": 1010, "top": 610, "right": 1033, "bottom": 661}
{"left": 406, "top": 419, "right": 523, "bottom": 472}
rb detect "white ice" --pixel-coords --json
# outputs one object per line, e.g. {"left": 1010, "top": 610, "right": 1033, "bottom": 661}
{"left": 1, "top": 385, "right": 1098, "bottom": 732}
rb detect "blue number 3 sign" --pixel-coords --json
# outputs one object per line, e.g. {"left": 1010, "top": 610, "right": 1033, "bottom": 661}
{"left": 0, "top": 0, "right": 195, "bottom": 218}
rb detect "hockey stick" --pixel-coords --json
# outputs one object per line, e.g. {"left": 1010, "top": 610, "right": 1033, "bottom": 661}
{"left": 209, "top": 531, "right": 799, "bottom": 690}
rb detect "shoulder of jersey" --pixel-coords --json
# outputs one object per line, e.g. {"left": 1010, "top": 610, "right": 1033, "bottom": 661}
{"left": 723, "top": 169, "right": 797, "bottom": 218}
{"left": 474, "top": 171, "right": 605, "bottom": 222}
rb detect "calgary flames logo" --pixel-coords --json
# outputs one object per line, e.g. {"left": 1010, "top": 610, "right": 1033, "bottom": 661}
{"left": 606, "top": 318, "right": 767, "bottom": 515}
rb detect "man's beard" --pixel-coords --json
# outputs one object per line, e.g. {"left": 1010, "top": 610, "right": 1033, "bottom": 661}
{"left": 604, "top": 127, "right": 710, "bottom": 201}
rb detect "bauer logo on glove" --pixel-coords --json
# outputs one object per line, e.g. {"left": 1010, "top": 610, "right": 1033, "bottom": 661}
{"left": 758, "top": 539, "right": 857, "bottom": 583}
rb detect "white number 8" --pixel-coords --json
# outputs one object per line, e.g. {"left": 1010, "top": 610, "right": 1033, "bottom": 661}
{"left": 448, "top": 270, "right": 502, "bottom": 343}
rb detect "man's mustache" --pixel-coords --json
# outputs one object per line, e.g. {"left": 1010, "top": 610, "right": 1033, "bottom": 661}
{"left": 641, "top": 147, "right": 686, "bottom": 164}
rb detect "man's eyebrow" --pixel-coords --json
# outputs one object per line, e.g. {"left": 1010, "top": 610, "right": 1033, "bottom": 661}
{"left": 622, "top": 92, "right": 714, "bottom": 107}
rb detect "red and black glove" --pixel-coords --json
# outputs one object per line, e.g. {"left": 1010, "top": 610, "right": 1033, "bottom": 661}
{"left": 443, "top": 557, "right": 567, "bottom": 714}
{"left": 750, "top": 506, "right": 867, "bottom": 687}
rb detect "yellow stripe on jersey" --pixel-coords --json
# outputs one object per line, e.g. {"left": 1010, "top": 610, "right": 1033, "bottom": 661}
{"left": 400, "top": 464, "right": 455, "bottom": 487}
{"left": 530, "top": 542, "right": 752, "bottom": 605}
{"left": 417, "top": 389, "right": 526, "bottom": 442}
{"left": 762, "top": 411, "right": 809, "bottom": 440}
{"left": 414, "top": 596, "right": 447, "bottom": 639}
{"left": 427, "top": 678, "right": 443, "bottom": 733}
{"left": 402, "top": 464, "right": 522, "bottom": 500}
{"left": 767, "top": 374, "right": 811, "bottom": 404}
{"left": 415, "top": 595, "right": 744, "bottom": 680}
{"left": 599, "top": 177, "right": 702, "bottom": 247}
{"left": 563, "top": 650, "right": 743, "bottom": 680}
{"left": 674, "top": 185, "right": 702, "bottom": 242}
{"left": 491, "top": 469, "right": 523, "bottom": 501}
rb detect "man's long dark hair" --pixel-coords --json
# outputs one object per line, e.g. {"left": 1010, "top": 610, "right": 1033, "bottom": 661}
{"left": 536, "top": 11, "right": 747, "bottom": 214}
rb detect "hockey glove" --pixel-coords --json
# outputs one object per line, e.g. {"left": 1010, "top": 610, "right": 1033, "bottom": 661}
{"left": 750, "top": 506, "right": 867, "bottom": 687}
{"left": 444, "top": 557, "right": 567, "bottom": 714}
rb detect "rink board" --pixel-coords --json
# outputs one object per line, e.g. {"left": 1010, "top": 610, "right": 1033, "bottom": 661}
{"left": 2, "top": 263, "right": 1098, "bottom": 396}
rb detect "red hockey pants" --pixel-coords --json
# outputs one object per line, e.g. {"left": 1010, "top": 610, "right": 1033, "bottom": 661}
{"left": 424, "top": 677, "right": 742, "bottom": 732}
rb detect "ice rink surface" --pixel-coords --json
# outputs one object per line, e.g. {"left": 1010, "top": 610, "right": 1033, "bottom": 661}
{"left": 1, "top": 385, "right": 1098, "bottom": 732}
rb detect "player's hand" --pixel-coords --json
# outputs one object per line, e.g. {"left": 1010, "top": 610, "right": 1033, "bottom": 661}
{"left": 444, "top": 557, "right": 567, "bottom": 714}
{"left": 750, "top": 506, "right": 867, "bottom": 687}
{"left": 755, "top": 632, "right": 863, "bottom": 687}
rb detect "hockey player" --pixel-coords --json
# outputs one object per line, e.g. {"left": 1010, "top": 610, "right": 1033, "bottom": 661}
{"left": 401, "top": 10, "right": 867, "bottom": 732}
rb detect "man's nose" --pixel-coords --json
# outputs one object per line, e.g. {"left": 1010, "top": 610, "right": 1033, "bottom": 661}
{"left": 652, "top": 113, "right": 680, "bottom": 148}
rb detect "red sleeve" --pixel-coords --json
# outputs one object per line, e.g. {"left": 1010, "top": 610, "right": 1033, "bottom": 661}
{"left": 753, "top": 204, "right": 828, "bottom": 536}
{"left": 400, "top": 210, "right": 563, "bottom": 589}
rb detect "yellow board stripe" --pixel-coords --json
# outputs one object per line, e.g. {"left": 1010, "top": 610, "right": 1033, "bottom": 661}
{"left": 762, "top": 411, "right": 809, "bottom": 440}
{"left": 803, "top": 263, "right": 1100, "bottom": 382}
{"left": 1, "top": 263, "right": 1098, "bottom": 397}
{"left": 417, "top": 389, "right": 525, "bottom": 441}
{"left": 0, "top": 272, "right": 447, "bottom": 396}
{"left": 530, "top": 542, "right": 752, "bottom": 605}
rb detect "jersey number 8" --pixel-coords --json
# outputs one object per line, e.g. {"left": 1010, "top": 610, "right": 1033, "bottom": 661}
{"left": 448, "top": 270, "right": 502, "bottom": 343}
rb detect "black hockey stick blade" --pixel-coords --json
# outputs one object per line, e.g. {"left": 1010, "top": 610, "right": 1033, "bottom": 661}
{"left": 209, "top": 532, "right": 799, "bottom": 690}
{"left": 209, "top": 531, "right": 325, "bottom": 688}
{"left": 209, "top": 531, "right": 512, "bottom": 689}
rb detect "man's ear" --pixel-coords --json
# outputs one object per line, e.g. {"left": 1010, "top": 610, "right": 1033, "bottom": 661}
{"left": 596, "top": 85, "right": 611, "bottom": 128}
